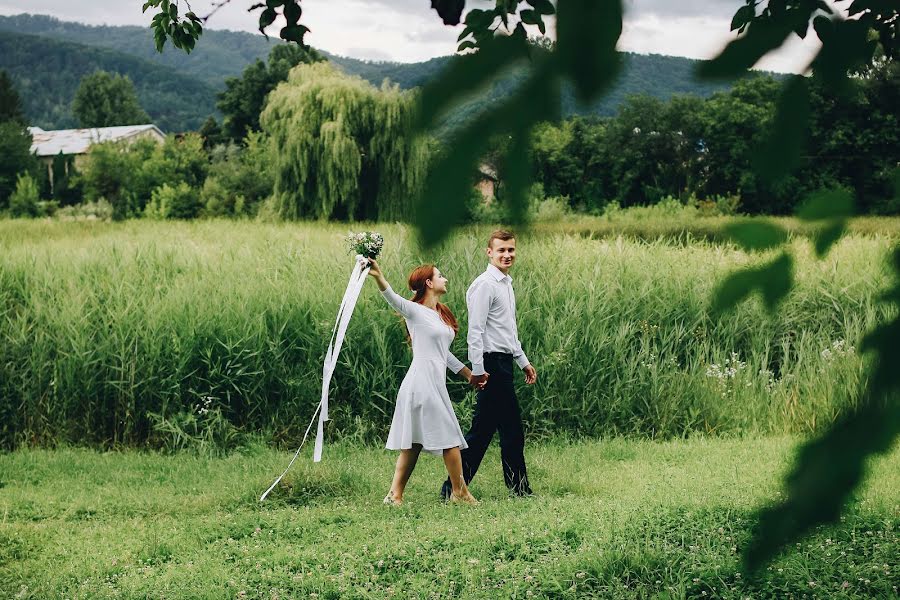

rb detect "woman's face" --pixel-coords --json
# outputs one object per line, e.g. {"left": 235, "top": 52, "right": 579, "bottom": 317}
{"left": 429, "top": 267, "right": 448, "bottom": 294}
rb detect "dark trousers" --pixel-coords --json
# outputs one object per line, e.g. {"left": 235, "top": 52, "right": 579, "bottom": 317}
{"left": 442, "top": 352, "right": 532, "bottom": 497}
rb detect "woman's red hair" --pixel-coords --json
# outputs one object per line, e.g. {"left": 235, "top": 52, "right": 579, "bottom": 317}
{"left": 407, "top": 264, "right": 458, "bottom": 333}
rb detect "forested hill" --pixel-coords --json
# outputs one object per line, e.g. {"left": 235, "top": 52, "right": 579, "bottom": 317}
{"left": 0, "top": 30, "right": 217, "bottom": 131}
{"left": 0, "top": 13, "right": 277, "bottom": 87}
{"left": 0, "top": 13, "right": 748, "bottom": 133}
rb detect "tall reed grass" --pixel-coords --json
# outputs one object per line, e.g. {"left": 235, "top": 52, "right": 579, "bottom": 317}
{"left": 0, "top": 219, "right": 895, "bottom": 448}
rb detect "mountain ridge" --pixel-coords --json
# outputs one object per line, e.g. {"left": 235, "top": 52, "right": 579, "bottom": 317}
{"left": 1, "top": 13, "right": 750, "bottom": 133}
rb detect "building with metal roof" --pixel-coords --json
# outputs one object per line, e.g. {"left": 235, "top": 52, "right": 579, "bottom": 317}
{"left": 28, "top": 124, "right": 166, "bottom": 192}
{"left": 29, "top": 124, "right": 165, "bottom": 158}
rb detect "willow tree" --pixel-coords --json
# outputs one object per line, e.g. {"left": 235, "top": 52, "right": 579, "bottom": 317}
{"left": 260, "top": 62, "right": 428, "bottom": 221}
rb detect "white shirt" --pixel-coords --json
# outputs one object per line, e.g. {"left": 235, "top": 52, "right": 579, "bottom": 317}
{"left": 467, "top": 264, "right": 530, "bottom": 376}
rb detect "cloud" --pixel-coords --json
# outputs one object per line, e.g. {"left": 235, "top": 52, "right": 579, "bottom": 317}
{"left": 624, "top": 0, "right": 738, "bottom": 20}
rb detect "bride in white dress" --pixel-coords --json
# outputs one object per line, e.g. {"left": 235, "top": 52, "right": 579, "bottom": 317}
{"left": 367, "top": 259, "right": 481, "bottom": 506}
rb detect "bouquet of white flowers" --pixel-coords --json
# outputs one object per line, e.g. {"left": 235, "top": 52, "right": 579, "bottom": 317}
{"left": 346, "top": 231, "right": 384, "bottom": 260}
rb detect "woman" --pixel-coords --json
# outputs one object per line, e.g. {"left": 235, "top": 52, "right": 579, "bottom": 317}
{"left": 367, "top": 259, "right": 481, "bottom": 506}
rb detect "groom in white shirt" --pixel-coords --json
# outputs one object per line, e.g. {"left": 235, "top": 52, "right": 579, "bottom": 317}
{"left": 441, "top": 230, "right": 537, "bottom": 499}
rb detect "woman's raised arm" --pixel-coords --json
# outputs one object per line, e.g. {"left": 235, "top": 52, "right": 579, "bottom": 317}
{"left": 368, "top": 259, "right": 417, "bottom": 320}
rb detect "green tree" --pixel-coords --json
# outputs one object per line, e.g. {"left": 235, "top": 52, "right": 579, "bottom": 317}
{"left": 49, "top": 152, "right": 83, "bottom": 206}
{"left": 139, "top": 133, "right": 208, "bottom": 191}
{"left": 260, "top": 62, "right": 427, "bottom": 221}
{"left": 218, "top": 43, "right": 323, "bottom": 142}
{"left": 803, "top": 63, "right": 900, "bottom": 214}
{"left": 529, "top": 119, "right": 609, "bottom": 214}
{"left": 8, "top": 172, "right": 39, "bottom": 217}
{"left": 0, "top": 72, "right": 35, "bottom": 208}
{"left": 600, "top": 93, "right": 707, "bottom": 206}
{"left": 697, "top": 76, "right": 782, "bottom": 212}
{"left": 80, "top": 142, "right": 140, "bottom": 219}
{"left": 0, "top": 69, "right": 25, "bottom": 123}
{"left": 201, "top": 131, "right": 273, "bottom": 217}
{"left": 72, "top": 70, "right": 150, "bottom": 128}
{"left": 198, "top": 116, "right": 227, "bottom": 150}
{"left": 145, "top": 181, "right": 201, "bottom": 219}
{"left": 0, "top": 125, "right": 35, "bottom": 209}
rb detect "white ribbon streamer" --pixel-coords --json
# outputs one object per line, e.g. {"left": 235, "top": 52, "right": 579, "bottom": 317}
{"left": 260, "top": 255, "right": 370, "bottom": 502}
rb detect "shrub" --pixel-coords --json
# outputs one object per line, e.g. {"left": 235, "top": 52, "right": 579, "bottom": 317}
{"left": 534, "top": 195, "right": 571, "bottom": 222}
{"left": 55, "top": 199, "right": 114, "bottom": 221}
{"left": 200, "top": 176, "right": 232, "bottom": 217}
{"left": 145, "top": 182, "right": 201, "bottom": 220}
{"left": 203, "top": 134, "right": 273, "bottom": 218}
{"left": 8, "top": 172, "right": 39, "bottom": 218}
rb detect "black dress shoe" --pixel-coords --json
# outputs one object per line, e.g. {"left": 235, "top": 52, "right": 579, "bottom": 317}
{"left": 439, "top": 479, "right": 452, "bottom": 501}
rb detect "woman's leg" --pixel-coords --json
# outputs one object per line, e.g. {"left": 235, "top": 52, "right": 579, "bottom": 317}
{"left": 443, "top": 447, "right": 477, "bottom": 503}
{"left": 388, "top": 444, "right": 422, "bottom": 502}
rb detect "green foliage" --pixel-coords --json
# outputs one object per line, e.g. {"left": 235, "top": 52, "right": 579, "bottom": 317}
{"left": 80, "top": 141, "right": 145, "bottom": 220}
{"left": 49, "top": 152, "right": 83, "bottom": 206}
{"left": 8, "top": 172, "right": 40, "bottom": 218}
{"left": 145, "top": 182, "right": 202, "bottom": 220}
{"left": 201, "top": 132, "right": 273, "bottom": 217}
{"left": 217, "top": 43, "right": 324, "bottom": 142}
{"left": 147, "top": 401, "right": 246, "bottom": 455}
{"left": 142, "top": 0, "right": 204, "bottom": 53}
{"left": 0, "top": 68, "right": 24, "bottom": 123}
{"left": 198, "top": 115, "right": 227, "bottom": 150}
{"left": 81, "top": 134, "right": 208, "bottom": 219}
{"left": 261, "top": 62, "right": 428, "bottom": 221}
{"left": 0, "top": 120, "right": 36, "bottom": 209}
{"left": 72, "top": 70, "right": 151, "bottom": 128}
{"left": 54, "top": 198, "right": 114, "bottom": 221}
{"left": 144, "top": 0, "right": 308, "bottom": 52}
{"left": 527, "top": 71, "right": 898, "bottom": 215}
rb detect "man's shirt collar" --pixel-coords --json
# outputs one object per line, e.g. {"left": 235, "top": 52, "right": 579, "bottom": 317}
{"left": 487, "top": 263, "right": 512, "bottom": 282}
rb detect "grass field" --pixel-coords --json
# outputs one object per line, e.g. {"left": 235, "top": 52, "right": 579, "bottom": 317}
{"left": 0, "top": 439, "right": 897, "bottom": 599}
{"left": 1, "top": 217, "right": 897, "bottom": 598}
{"left": 1, "top": 218, "right": 897, "bottom": 449}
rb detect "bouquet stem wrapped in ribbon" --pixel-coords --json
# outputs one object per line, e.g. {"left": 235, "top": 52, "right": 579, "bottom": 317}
{"left": 260, "top": 232, "right": 383, "bottom": 502}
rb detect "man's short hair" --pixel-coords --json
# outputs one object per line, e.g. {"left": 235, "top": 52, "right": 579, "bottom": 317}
{"left": 488, "top": 229, "right": 516, "bottom": 248}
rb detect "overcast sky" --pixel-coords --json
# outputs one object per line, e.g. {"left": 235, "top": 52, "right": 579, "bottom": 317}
{"left": 0, "top": 0, "right": 838, "bottom": 73}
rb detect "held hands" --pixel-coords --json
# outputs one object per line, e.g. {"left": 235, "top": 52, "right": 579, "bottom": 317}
{"left": 523, "top": 364, "right": 537, "bottom": 385}
{"left": 469, "top": 372, "right": 489, "bottom": 390}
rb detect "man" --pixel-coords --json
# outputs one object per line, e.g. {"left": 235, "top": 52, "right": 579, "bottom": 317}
{"left": 441, "top": 230, "right": 537, "bottom": 500}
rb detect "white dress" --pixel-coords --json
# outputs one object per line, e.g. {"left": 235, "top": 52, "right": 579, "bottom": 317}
{"left": 380, "top": 286, "right": 469, "bottom": 455}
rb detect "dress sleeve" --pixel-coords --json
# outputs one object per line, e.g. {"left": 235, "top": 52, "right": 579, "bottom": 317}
{"left": 380, "top": 285, "right": 418, "bottom": 320}
{"left": 445, "top": 351, "right": 465, "bottom": 374}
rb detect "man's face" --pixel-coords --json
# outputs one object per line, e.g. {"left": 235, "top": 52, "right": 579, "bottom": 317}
{"left": 487, "top": 238, "right": 516, "bottom": 272}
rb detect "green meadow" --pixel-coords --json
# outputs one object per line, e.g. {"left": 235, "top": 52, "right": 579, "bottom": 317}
{"left": 0, "top": 439, "right": 897, "bottom": 599}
